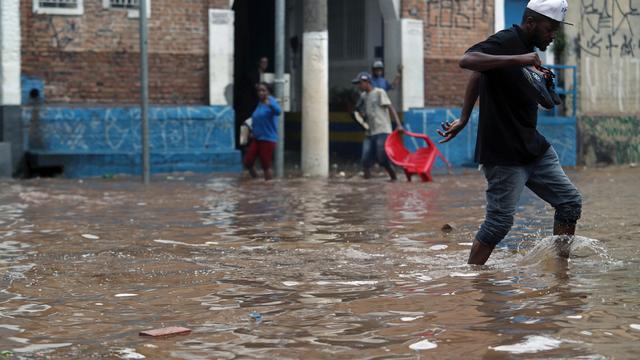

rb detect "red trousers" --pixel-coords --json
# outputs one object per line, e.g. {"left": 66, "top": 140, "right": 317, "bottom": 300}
{"left": 243, "top": 139, "right": 276, "bottom": 170}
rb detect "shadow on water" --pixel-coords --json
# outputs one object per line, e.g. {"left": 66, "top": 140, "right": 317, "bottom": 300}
{"left": 0, "top": 167, "right": 639, "bottom": 358}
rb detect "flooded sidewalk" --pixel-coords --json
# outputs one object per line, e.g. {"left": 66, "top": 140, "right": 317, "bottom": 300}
{"left": 1, "top": 166, "right": 639, "bottom": 359}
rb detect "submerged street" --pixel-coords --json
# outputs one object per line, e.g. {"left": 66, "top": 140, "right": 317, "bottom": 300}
{"left": 1, "top": 166, "right": 639, "bottom": 359}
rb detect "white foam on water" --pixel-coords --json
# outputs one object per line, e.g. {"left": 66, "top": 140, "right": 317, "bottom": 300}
{"left": 630, "top": 324, "right": 640, "bottom": 331}
{"left": 153, "top": 239, "right": 213, "bottom": 247}
{"left": 450, "top": 272, "right": 479, "bottom": 278}
{"left": 580, "top": 331, "right": 592, "bottom": 336}
{"left": 81, "top": 234, "right": 100, "bottom": 240}
{"left": 409, "top": 339, "right": 437, "bottom": 350}
{"left": 13, "top": 343, "right": 72, "bottom": 353}
{"left": 0, "top": 324, "right": 23, "bottom": 332}
{"left": 567, "top": 315, "right": 582, "bottom": 319}
{"left": 114, "top": 348, "right": 146, "bottom": 359}
{"left": 342, "top": 248, "right": 383, "bottom": 259}
{"left": 114, "top": 293, "right": 138, "bottom": 297}
{"left": 490, "top": 335, "right": 562, "bottom": 354}
{"left": 282, "top": 281, "right": 299, "bottom": 287}
{"left": 522, "top": 235, "right": 615, "bottom": 265}
{"left": 429, "top": 244, "right": 448, "bottom": 251}
{"left": 401, "top": 316, "right": 423, "bottom": 322}
{"left": 458, "top": 242, "right": 473, "bottom": 246}
{"left": 315, "top": 280, "right": 378, "bottom": 286}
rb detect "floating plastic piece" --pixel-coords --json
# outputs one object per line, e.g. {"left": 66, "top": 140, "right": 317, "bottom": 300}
{"left": 249, "top": 311, "right": 263, "bottom": 322}
{"left": 490, "top": 335, "right": 562, "bottom": 354}
{"left": 384, "top": 130, "right": 450, "bottom": 182}
{"left": 139, "top": 326, "right": 191, "bottom": 337}
{"left": 409, "top": 339, "right": 437, "bottom": 350}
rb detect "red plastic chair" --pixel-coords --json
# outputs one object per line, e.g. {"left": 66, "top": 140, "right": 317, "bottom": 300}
{"left": 384, "top": 130, "right": 450, "bottom": 182}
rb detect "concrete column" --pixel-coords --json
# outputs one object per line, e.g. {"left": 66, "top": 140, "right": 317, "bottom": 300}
{"left": 400, "top": 18, "right": 424, "bottom": 111}
{"left": 301, "top": 0, "right": 328, "bottom": 177}
{"left": 0, "top": 0, "right": 22, "bottom": 176}
{"left": 209, "top": 9, "right": 235, "bottom": 106}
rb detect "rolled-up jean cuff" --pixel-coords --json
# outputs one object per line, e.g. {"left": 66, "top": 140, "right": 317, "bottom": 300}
{"left": 554, "top": 215, "right": 580, "bottom": 225}
{"left": 554, "top": 206, "right": 581, "bottom": 224}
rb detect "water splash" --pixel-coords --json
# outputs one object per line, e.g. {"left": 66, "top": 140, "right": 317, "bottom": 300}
{"left": 521, "top": 236, "right": 614, "bottom": 265}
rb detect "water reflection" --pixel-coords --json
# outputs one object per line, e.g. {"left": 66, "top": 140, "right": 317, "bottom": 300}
{"left": 0, "top": 168, "right": 638, "bottom": 358}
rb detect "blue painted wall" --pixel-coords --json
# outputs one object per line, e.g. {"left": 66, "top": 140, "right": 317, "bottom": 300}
{"left": 22, "top": 105, "right": 241, "bottom": 177}
{"left": 505, "top": 0, "right": 527, "bottom": 29}
{"left": 403, "top": 108, "right": 577, "bottom": 167}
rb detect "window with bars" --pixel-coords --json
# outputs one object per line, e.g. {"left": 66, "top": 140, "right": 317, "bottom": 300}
{"left": 103, "top": 0, "right": 150, "bottom": 17}
{"left": 110, "top": 0, "right": 139, "bottom": 9}
{"left": 328, "top": 0, "right": 366, "bottom": 60}
{"left": 33, "top": 0, "right": 84, "bottom": 15}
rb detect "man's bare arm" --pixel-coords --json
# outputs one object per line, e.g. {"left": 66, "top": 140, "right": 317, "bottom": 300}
{"left": 437, "top": 71, "right": 480, "bottom": 143}
{"left": 459, "top": 52, "right": 541, "bottom": 72}
{"left": 388, "top": 103, "right": 403, "bottom": 130}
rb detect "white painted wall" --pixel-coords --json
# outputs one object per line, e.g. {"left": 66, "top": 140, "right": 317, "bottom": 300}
{"left": 494, "top": 0, "right": 505, "bottom": 32}
{"left": 301, "top": 31, "right": 329, "bottom": 177}
{"left": 400, "top": 19, "right": 424, "bottom": 111}
{"left": 0, "top": 0, "right": 21, "bottom": 106}
{"left": 209, "top": 9, "right": 234, "bottom": 106}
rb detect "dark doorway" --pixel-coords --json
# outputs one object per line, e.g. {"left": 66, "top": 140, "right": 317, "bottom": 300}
{"left": 233, "top": 0, "right": 275, "bottom": 144}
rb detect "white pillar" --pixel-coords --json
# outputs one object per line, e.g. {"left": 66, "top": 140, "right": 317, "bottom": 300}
{"left": 301, "top": 0, "right": 328, "bottom": 178}
{"left": 301, "top": 31, "right": 329, "bottom": 177}
{"left": 494, "top": 0, "right": 505, "bottom": 32}
{"left": 0, "top": 0, "right": 21, "bottom": 105}
{"left": 400, "top": 19, "right": 424, "bottom": 111}
{"left": 209, "top": 9, "right": 234, "bottom": 106}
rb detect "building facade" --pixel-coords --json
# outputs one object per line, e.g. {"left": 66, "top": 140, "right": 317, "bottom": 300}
{"left": 0, "top": 0, "right": 637, "bottom": 177}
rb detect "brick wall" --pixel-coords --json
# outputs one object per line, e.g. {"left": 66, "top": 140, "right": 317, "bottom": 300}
{"left": 21, "top": 0, "right": 230, "bottom": 105}
{"left": 402, "top": 0, "right": 494, "bottom": 107}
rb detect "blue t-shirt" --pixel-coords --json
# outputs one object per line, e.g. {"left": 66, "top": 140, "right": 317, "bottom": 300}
{"left": 251, "top": 96, "right": 282, "bottom": 142}
{"left": 371, "top": 76, "right": 392, "bottom": 91}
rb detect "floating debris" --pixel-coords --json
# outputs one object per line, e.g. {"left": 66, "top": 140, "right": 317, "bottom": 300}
{"left": 441, "top": 224, "right": 454, "bottom": 233}
{"left": 139, "top": 326, "right": 191, "bottom": 337}
{"left": 249, "top": 311, "right": 263, "bottom": 322}
{"left": 409, "top": 339, "right": 437, "bottom": 350}
{"left": 490, "top": 335, "right": 561, "bottom": 354}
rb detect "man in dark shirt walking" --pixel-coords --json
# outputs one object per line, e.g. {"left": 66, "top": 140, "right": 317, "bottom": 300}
{"left": 438, "top": 0, "right": 582, "bottom": 265}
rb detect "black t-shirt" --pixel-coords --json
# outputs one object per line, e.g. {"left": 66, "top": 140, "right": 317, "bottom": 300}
{"left": 466, "top": 25, "right": 550, "bottom": 165}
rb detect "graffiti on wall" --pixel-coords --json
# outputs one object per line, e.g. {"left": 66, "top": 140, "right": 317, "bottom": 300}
{"left": 426, "top": 0, "right": 489, "bottom": 29}
{"left": 22, "top": 106, "right": 235, "bottom": 153}
{"left": 580, "top": 0, "right": 640, "bottom": 58}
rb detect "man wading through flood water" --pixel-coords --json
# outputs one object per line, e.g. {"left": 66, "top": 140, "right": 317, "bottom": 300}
{"left": 437, "top": 0, "right": 582, "bottom": 265}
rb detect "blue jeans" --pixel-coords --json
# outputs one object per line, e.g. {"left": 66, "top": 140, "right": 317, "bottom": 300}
{"left": 476, "top": 146, "right": 582, "bottom": 248}
{"left": 362, "top": 133, "right": 391, "bottom": 169}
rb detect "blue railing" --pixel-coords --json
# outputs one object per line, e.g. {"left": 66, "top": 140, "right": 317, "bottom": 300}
{"left": 544, "top": 64, "right": 577, "bottom": 117}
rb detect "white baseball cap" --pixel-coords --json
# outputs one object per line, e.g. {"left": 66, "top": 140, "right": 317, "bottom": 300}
{"left": 526, "top": 0, "right": 572, "bottom": 25}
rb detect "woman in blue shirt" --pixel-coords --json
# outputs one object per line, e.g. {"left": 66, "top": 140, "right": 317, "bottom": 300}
{"left": 243, "top": 82, "right": 282, "bottom": 180}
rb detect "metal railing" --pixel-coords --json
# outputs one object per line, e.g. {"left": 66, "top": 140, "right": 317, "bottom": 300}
{"left": 545, "top": 64, "right": 578, "bottom": 118}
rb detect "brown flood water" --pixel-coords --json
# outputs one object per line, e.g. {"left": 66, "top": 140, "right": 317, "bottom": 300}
{"left": 0, "top": 166, "right": 639, "bottom": 359}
